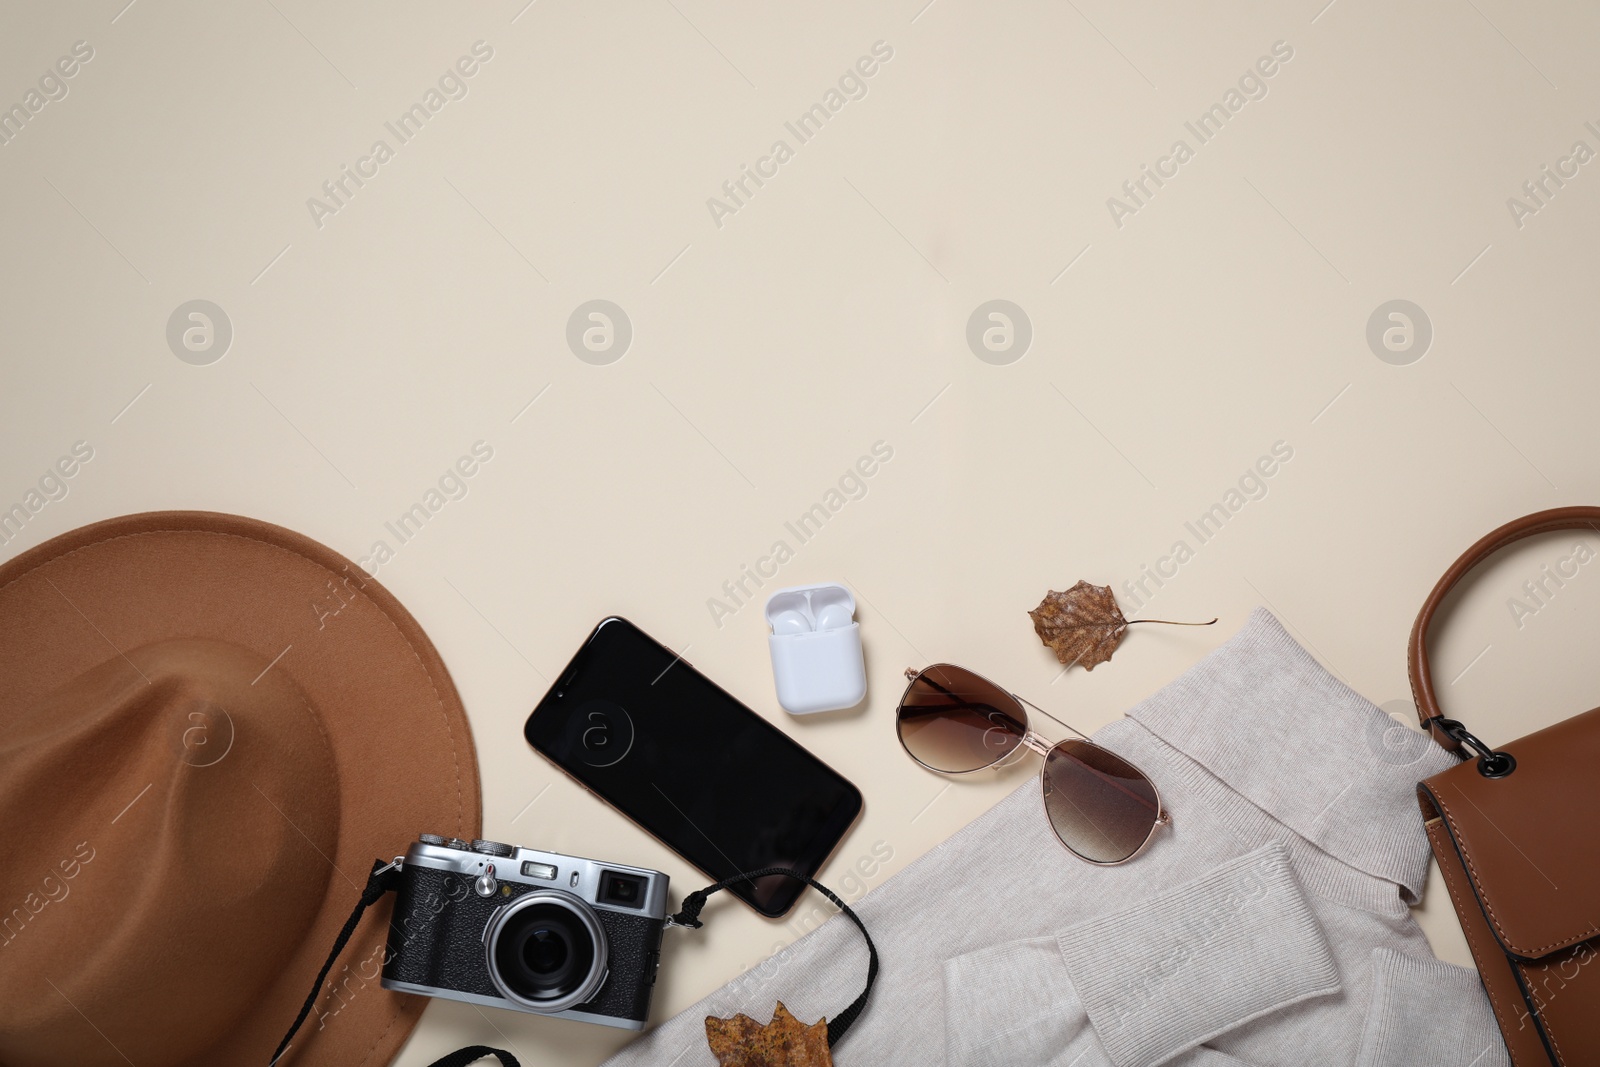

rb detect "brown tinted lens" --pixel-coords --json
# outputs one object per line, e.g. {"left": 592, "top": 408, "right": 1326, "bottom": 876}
{"left": 1042, "top": 740, "right": 1160, "bottom": 864}
{"left": 897, "top": 665, "right": 1027, "bottom": 772}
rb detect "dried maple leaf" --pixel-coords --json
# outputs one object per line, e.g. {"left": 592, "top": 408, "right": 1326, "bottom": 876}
{"left": 1029, "top": 581, "right": 1216, "bottom": 671}
{"left": 1029, "top": 581, "right": 1126, "bottom": 671}
{"left": 705, "top": 1002, "right": 833, "bottom": 1067}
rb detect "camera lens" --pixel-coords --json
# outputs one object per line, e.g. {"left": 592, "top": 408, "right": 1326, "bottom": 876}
{"left": 497, "top": 906, "right": 591, "bottom": 997}
{"left": 485, "top": 892, "right": 608, "bottom": 1013}
{"left": 599, "top": 871, "right": 645, "bottom": 908}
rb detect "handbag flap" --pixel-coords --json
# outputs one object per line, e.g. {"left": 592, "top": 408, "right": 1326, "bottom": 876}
{"left": 1420, "top": 704, "right": 1600, "bottom": 959}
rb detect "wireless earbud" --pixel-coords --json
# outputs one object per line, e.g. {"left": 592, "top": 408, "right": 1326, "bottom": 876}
{"left": 813, "top": 601, "right": 853, "bottom": 630}
{"left": 772, "top": 609, "right": 811, "bottom": 635}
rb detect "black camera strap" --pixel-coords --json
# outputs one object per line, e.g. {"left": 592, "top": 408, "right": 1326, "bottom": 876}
{"left": 665, "top": 866, "right": 878, "bottom": 1048}
{"left": 270, "top": 861, "right": 452, "bottom": 1067}
{"left": 271, "top": 861, "right": 877, "bottom": 1067}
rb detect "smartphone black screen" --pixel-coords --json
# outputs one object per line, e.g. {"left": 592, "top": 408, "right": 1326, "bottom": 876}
{"left": 524, "top": 618, "right": 863, "bottom": 917}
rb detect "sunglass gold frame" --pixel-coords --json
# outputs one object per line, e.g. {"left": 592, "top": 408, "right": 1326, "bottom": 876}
{"left": 897, "top": 664, "right": 1170, "bottom": 866}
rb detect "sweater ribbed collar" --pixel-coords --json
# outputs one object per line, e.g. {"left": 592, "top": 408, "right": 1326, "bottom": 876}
{"left": 1123, "top": 608, "right": 1457, "bottom": 904}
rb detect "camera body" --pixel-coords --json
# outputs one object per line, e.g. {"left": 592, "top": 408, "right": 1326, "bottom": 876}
{"left": 380, "top": 835, "right": 669, "bottom": 1030}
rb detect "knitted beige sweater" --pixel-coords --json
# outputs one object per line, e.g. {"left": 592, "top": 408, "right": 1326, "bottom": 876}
{"left": 602, "top": 609, "right": 1508, "bottom": 1067}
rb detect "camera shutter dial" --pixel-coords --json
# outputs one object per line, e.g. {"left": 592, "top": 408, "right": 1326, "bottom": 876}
{"left": 471, "top": 839, "right": 515, "bottom": 858}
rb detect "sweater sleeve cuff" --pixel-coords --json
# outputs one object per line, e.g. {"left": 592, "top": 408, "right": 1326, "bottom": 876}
{"left": 1353, "top": 948, "right": 1509, "bottom": 1067}
{"left": 941, "top": 938, "right": 1267, "bottom": 1067}
{"left": 1054, "top": 843, "right": 1339, "bottom": 1067}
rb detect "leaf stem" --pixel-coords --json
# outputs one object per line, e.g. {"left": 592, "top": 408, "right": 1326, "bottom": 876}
{"left": 1126, "top": 617, "right": 1218, "bottom": 627}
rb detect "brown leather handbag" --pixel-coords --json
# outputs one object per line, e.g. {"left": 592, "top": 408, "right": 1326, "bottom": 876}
{"left": 1409, "top": 506, "right": 1600, "bottom": 1067}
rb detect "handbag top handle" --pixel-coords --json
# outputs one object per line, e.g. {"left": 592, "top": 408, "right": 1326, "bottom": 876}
{"left": 1408, "top": 505, "right": 1600, "bottom": 754}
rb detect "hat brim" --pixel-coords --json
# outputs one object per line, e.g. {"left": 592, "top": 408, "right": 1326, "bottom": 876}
{"left": 0, "top": 511, "right": 481, "bottom": 1066}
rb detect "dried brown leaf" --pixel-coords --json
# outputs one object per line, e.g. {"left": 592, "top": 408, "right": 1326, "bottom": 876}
{"left": 705, "top": 1002, "right": 833, "bottom": 1067}
{"left": 1028, "top": 581, "right": 1127, "bottom": 671}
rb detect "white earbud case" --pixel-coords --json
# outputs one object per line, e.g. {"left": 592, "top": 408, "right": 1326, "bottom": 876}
{"left": 764, "top": 583, "right": 867, "bottom": 715}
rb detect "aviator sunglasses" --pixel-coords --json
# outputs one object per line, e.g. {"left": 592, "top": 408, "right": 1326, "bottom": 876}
{"left": 896, "top": 664, "right": 1169, "bottom": 865}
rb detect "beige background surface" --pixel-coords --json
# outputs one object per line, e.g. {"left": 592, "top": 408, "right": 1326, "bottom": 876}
{"left": 4, "top": 0, "right": 1599, "bottom": 1063}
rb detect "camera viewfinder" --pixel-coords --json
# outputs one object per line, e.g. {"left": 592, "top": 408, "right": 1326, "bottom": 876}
{"left": 599, "top": 870, "right": 645, "bottom": 908}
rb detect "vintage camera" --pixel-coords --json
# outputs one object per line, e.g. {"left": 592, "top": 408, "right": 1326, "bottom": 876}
{"left": 381, "top": 835, "right": 669, "bottom": 1029}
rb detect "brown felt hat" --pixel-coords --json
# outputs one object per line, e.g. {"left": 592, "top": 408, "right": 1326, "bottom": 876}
{"left": 0, "top": 511, "right": 482, "bottom": 1067}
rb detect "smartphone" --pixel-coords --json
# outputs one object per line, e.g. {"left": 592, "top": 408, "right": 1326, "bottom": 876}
{"left": 524, "top": 617, "right": 863, "bottom": 917}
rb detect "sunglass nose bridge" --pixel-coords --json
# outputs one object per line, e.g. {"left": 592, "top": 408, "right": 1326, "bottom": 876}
{"left": 1020, "top": 730, "right": 1054, "bottom": 757}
